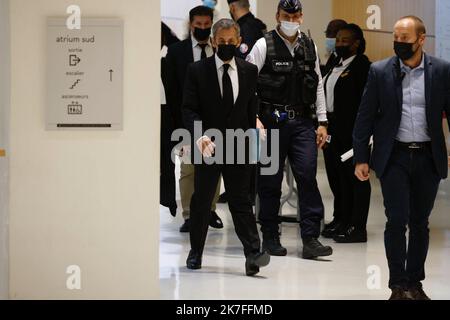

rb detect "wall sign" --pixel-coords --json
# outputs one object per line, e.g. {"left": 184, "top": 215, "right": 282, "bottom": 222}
{"left": 47, "top": 18, "right": 123, "bottom": 130}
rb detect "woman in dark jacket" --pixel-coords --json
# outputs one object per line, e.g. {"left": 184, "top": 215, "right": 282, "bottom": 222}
{"left": 321, "top": 23, "right": 372, "bottom": 243}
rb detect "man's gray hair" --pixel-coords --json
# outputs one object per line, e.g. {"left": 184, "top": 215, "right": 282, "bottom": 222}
{"left": 212, "top": 18, "right": 241, "bottom": 38}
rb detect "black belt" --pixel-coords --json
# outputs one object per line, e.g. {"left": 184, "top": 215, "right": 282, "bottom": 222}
{"left": 395, "top": 141, "right": 431, "bottom": 150}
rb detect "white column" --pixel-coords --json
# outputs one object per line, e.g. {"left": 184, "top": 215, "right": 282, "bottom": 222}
{"left": 0, "top": 0, "right": 11, "bottom": 300}
{"left": 9, "top": 0, "right": 160, "bottom": 299}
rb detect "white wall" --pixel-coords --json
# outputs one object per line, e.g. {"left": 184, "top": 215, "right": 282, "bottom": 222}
{"left": 9, "top": 0, "right": 160, "bottom": 299}
{"left": 0, "top": 0, "right": 11, "bottom": 300}
{"left": 256, "top": 0, "right": 332, "bottom": 63}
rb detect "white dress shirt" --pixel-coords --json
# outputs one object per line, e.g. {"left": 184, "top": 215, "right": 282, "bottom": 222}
{"left": 324, "top": 55, "right": 356, "bottom": 113}
{"left": 215, "top": 54, "right": 239, "bottom": 104}
{"left": 191, "top": 33, "right": 214, "bottom": 62}
{"left": 246, "top": 29, "right": 327, "bottom": 122}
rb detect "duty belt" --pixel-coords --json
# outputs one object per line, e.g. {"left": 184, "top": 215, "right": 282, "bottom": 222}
{"left": 261, "top": 102, "right": 312, "bottom": 120}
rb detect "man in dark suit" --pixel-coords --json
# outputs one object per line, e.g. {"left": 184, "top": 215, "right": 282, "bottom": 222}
{"left": 219, "top": 0, "right": 267, "bottom": 204}
{"left": 166, "top": 6, "right": 223, "bottom": 232}
{"left": 183, "top": 18, "right": 270, "bottom": 276}
{"left": 353, "top": 16, "right": 450, "bottom": 300}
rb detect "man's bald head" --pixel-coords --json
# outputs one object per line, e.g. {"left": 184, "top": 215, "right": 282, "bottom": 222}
{"left": 393, "top": 15, "right": 426, "bottom": 45}
{"left": 394, "top": 16, "right": 426, "bottom": 37}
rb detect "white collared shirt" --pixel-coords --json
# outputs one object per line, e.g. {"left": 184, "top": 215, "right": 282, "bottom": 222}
{"left": 215, "top": 54, "right": 239, "bottom": 104}
{"left": 324, "top": 55, "right": 356, "bottom": 113}
{"left": 246, "top": 28, "right": 327, "bottom": 122}
{"left": 191, "top": 33, "right": 214, "bottom": 62}
{"left": 196, "top": 55, "right": 240, "bottom": 147}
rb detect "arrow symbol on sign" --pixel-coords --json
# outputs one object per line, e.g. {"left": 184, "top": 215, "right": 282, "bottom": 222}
{"left": 109, "top": 69, "right": 114, "bottom": 82}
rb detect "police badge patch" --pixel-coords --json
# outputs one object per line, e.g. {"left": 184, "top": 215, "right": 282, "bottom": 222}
{"left": 240, "top": 43, "right": 249, "bottom": 54}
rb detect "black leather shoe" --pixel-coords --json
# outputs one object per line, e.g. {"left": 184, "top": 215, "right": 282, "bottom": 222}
{"left": 262, "top": 235, "right": 287, "bottom": 256}
{"left": 302, "top": 238, "right": 333, "bottom": 259}
{"left": 245, "top": 252, "right": 270, "bottom": 276}
{"left": 321, "top": 223, "right": 343, "bottom": 239}
{"left": 218, "top": 192, "right": 228, "bottom": 203}
{"left": 324, "top": 219, "right": 339, "bottom": 231}
{"left": 408, "top": 287, "right": 431, "bottom": 300}
{"left": 186, "top": 250, "right": 202, "bottom": 270}
{"left": 333, "top": 227, "right": 367, "bottom": 243}
{"left": 389, "top": 287, "right": 411, "bottom": 300}
{"left": 179, "top": 219, "right": 190, "bottom": 233}
{"left": 209, "top": 211, "right": 224, "bottom": 229}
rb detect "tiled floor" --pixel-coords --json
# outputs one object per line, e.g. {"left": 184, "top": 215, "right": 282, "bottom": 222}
{"left": 160, "top": 159, "right": 450, "bottom": 300}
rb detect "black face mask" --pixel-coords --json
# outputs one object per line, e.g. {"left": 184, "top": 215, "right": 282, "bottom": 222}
{"left": 193, "top": 27, "right": 211, "bottom": 42}
{"left": 217, "top": 44, "right": 236, "bottom": 61}
{"left": 335, "top": 45, "right": 352, "bottom": 60}
{"left": 394, "top": 41, "right": 418, "bottom": 61}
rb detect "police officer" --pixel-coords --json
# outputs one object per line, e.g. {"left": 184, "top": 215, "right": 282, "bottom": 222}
{"left": 247, "top": 0, "right": 332, "bottom": 259}
{"left": 228, "top": 0, "right": 267, "bottom": 59}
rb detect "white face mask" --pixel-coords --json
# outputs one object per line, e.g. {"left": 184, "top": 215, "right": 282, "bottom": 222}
{"left": 280, "top": 21, "right": 300, "bottom": 37}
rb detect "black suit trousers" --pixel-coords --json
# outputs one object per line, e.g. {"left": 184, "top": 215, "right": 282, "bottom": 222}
{"left": 380, "top": 145, "right": 441, "bottom": 289}
{"left": 190, "top": 163, "right": 261, "bottom": 257}
{"left": 323, "top": 135, "right": 371, "bottom": 230}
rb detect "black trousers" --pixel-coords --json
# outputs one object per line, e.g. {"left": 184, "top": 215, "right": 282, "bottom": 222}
{"left": 258, "top": 118, "right": 324, "bottom": 239}
{"left": 160, "top": 105, "right": 177, "bottom": 212}
{"left": 190, "top": 163, "right": 261, "bottom": 257}
{"left": 323, "top": 135, "right": 371, "bottom": 230}
{"left": 323, "top": 140, "right": 343, "bottom": 222}
{"left": 380, "top": 144, "right": 441, "bottom": 289}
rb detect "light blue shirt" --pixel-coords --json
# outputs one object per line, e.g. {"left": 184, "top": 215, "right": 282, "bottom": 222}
{"left": 396, "top": 55, "right": 431, "bottom": 143}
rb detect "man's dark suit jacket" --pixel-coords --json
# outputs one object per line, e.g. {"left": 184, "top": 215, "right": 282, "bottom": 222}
{"left": 353, "top": 54, "right": 450, "bottom": 179}
{"left": 327, "top": 54, "right": 371, "bottom": 153}
{"left": 166, "top": 38, "right": 195, "bottom": 129}
{"left": 182, "top": 56, "right": 258, "bottom": 159}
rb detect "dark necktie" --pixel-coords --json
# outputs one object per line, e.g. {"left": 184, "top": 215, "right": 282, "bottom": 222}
{"left": 222, "top": 64, "right": 234, "bottom": 114}
{"left": 199, "top": 43, "right": 208, "bottom": 60}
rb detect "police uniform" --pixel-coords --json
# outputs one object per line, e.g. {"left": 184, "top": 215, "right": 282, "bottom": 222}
{"left": 236, "top": 12, "right": 267, "bottom": 59}
{"left": 247, "top": 0, "right": 332, "bottom": 258}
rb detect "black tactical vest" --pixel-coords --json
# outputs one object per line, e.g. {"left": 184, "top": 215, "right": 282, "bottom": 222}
{"left": 257, "top": 30, "right": 319, "bottom": 107}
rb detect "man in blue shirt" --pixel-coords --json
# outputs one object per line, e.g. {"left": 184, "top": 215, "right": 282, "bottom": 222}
{"left": 353, "top": 16, "right": 450, "bottom": 300}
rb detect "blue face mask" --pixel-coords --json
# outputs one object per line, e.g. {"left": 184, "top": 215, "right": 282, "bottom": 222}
{"left": 203, "top": 0, "right": 216, "bottom": 9}
{"left": 325, "top": 38, "right": 336, "bottom": 54}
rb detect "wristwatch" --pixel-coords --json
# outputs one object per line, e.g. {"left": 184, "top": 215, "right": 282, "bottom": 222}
{"left": 318, "top": 121, "right": 329, "bottom": 128}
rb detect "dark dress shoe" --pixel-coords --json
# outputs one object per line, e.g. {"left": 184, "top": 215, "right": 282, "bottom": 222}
{"left": 218, "top": 192, "right": 228, "bottom": 203}
{"left": 262, "top": 235, "right": 287, "bottom": 256}
{"left": 321, "top": 223, "right": 342, "bottom": 239}
{"left": 324, "top": 219, "right": 339, "bottom": 230}
{"left": 179, "top": 219, "right": 190, "bottom": 233}
{"left": 389, "top": 287, "right": 412, "bottom": 300}
{"left": 408, "top": 287, "right": 431, "bottom": 300}
{"left": 209, "top": 211, "right": 224, "bottom": 229}
{"left": 302, "top": 238, "right": 333, "bottom": 259}
{"left": 245, "top": 252, "right": 270, "bottom": 276}
{"left": 186, "top": 250, "right": 202, "bottom": 270}
{"left": 333, "top": 227, "right": 367, "bottom": 243}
